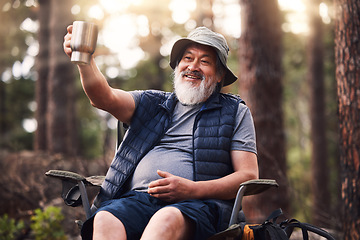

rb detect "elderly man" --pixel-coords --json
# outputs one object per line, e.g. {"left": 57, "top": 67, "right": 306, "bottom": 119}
{"left": 63, "top": 26, "right": 258, "bottom": 240}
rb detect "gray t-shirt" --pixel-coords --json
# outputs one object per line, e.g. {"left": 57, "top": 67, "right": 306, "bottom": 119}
{"left": 128, "top": 91, "right": 257, "bottom": 192}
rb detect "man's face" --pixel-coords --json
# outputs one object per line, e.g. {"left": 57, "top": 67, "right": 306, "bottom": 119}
{"left": 173, "top": 43, "right": 222, "bottom": 105}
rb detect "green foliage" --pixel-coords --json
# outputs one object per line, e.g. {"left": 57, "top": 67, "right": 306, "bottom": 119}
{"left": 120, "top": 59, "right": 172, "bottom": 91}
{"left": 0, "top": 214, "right": 25, "bottom": 240}
{"left": 0, "top": 0, "right": 37, "bottom": 152}
{"left": 0, "top": 78, "right": 35, "bottom": 151}
{"left": 30, "top": 206, "right": 67, "bottom": 240}
{"left": 282, "top": 24, "right": 338, "bottom": 222}
{"left": 78, "top": 116, "right": 104, "bottom": 158}
{"left": 282, "top": 31, "right": 315, "bottom": 222}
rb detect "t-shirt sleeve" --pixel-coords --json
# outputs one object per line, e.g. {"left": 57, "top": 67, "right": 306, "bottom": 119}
{"left": 129, "top": 90, "right": 144, "bottom": 109}
{"left": 231, "top": 103, "right": 257, "bottom": 155}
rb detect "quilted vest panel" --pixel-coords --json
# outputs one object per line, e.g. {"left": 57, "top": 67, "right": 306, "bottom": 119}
{"left": 193, "top": 93, "right": 244, "bottom": 181}
{"left": 97, "top": 90, "right": 244, "bottom": 203}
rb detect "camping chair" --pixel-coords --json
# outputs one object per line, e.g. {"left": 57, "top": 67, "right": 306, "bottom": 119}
{"left": 45, "top": 169, "right": 279, "bottom": 239}
{"left": 45, "top": 120, "right": 278, "bottom": 237}
{"left": 45, "top": 169, "right": 336, "bottom": 240}
{"left": 45, "top": 122, "right": 335, "bottom": 240}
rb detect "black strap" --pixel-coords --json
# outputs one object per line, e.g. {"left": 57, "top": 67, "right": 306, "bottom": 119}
{"left": 63, "top": 184, "right": 82, "bottom": 207}
{"left": 281, "top": 219, "right": 335, "bottom": 240}
{"left": 264, "top": 222, "right": 288, "bottom": 240}
{"left": 288, "top": 220, "right": 308, "bottom": 240}
{"left": 254, "top": 209, "right": 288, "bottom": 240}
{"left": 266, "top": 208, "right": 283, "bottom": 223}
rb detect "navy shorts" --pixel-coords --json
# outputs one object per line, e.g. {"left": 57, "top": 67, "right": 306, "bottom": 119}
{"left": 81, "top": 191, "right": 225, "bottom": 240}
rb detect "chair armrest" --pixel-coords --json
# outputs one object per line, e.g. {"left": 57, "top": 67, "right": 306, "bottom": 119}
{"left": 45, "top": 170, "right": 86, "bottom": 183}
{"left": 45, "top": 170, "right": 105, "bottom": 187}
{"left": 45, "top": 170, "right": 105, "bottom": 219}
{"left": 228, "top": 179, "right": 278, "bottom": 227}
{"left": 240, "top": 179, "right": 279, "bottom": 196}
{"left": 85, "top": 175, "right": 105, "bottom": 187}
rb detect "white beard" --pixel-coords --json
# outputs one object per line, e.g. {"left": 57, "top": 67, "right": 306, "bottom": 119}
{"left": 173, "top": 68, "right": 218, "bottom": 105}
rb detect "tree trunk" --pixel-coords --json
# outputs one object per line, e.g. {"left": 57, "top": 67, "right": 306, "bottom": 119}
{"left": 0, "top": 81, "right": 5, "bottom": 138}
{"left": 47, "top": 0, "right": 78, "bottom": 155}
{"left": 35, "top": 0, "right": 50, "bottom": 151}
{"left": 334, "top": 0, "right": 360, "bottom": 239}
{"left": 306, "top": 0, "right": 331, "bottom": 227}
{"left": 238, "top": 0, "right": 289, "bottom": 222}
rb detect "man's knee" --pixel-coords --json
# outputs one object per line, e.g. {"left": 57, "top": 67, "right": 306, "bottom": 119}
{"left": 93, "top": 211, "right": 126, "bottom": 240}
{"left": 153, "top": 207, "right": 186, "bottom": 227}
{"left": 142, "top": 207, "right": 194, "bottom": 240}
{"left": 94, "top": 211, "right": 115, "bottom": 227}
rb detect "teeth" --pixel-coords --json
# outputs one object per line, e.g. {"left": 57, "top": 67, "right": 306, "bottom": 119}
{"left": 186, "top": 75, "right": 198, "bottom": 79}
{"left": 182, "top": 71, "right": 202, "bottom": 80}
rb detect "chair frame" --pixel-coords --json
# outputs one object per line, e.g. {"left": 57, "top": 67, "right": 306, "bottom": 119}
{"left": 45, "top": 169, "right": 278, "bottom": 227}
{"left": 45, "top": 121, "right": 280, "bottom": 238}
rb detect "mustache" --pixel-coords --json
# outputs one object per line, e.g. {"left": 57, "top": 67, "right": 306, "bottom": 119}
{"left": 181, "top": 70, "right": 205, "bottom": 80}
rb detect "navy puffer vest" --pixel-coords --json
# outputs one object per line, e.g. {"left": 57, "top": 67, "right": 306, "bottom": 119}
{"left": 95, "top": 90, "right": 245, "bottom": 207}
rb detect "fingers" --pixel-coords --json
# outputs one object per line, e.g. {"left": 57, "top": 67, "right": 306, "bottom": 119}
{"left": 63, "top": 25, "right": 73, "bottom": 57}
{"left": 148, "top": 182, "right": 173, "bottom": 202}
{"left": 67, "top": 24, "right": 73, "bottom": 34}
{"left": 148, "top": 171, "right": 192, "bottom": 202}
{"left": 148, "top": 170, "right": 171, "bottom": 194}
{"left": 148, "top": 185, "right": 169, "bottom": 195}
{"left": 148, "top": 184, "right": 171, "bottom": 201}
{"left": 157, "top": 170, "right": 172, "bottom": 178}
{"left": 148, "top": 178, "right": 168, "bottom": 189}
{"left": 64, "top": 25, "right": 73, "bottom": 43}
{"left": 148, "top": 170, "right": 173, "bottom": 188}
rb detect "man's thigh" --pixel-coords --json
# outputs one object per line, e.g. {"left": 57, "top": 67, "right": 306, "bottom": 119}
{"left": 170, "top": 199, "right": 219, "bottom": 240}
{"left": 96, "top": 191, "right": 166, "bottom": 239}
{"left": 82, "top": 191, "right": 220, "bottom": 240}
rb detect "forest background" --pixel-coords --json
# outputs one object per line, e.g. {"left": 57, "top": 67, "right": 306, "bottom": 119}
{"left": 0, "top": 0, "right": 358, "bottom": 239}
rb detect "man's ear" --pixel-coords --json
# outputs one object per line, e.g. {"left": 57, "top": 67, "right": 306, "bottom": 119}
{"left": 218, "top": 73, "right": 226, "bottom": 85}
{"left": 217, "top": 69, "right": 226, "bottom": 83}
{"left": 216, "top": 80, "right": 224, "bottom": 92}
{"left": 217, "top": 75, "right": 224, "bottom": 83}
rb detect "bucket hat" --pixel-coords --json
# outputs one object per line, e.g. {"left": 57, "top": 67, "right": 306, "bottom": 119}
{"left": 170, "top": 27, "right": 237, "bottom": 86}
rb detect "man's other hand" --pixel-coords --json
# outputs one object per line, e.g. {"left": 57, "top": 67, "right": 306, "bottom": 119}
{"left": 148, "top": 170, "right": 197, "bottom": 202}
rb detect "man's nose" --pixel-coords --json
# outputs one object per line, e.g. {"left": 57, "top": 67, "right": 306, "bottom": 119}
{"left": 187, "top": 60, "right": 200, "bottom": 71}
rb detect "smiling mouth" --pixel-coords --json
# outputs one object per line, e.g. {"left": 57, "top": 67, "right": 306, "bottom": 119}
{"left": 182, "top": 71, "right": 204, "bottom": 81}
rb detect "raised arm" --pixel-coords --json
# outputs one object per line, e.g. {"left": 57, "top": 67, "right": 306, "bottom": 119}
{"left": 63, "top": 25, "right": 135, "bottom": 124}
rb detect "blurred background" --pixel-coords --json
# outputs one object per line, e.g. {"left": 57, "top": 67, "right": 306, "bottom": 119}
{"left": 0, "top": 0, "right": 343, "bottom": 239}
